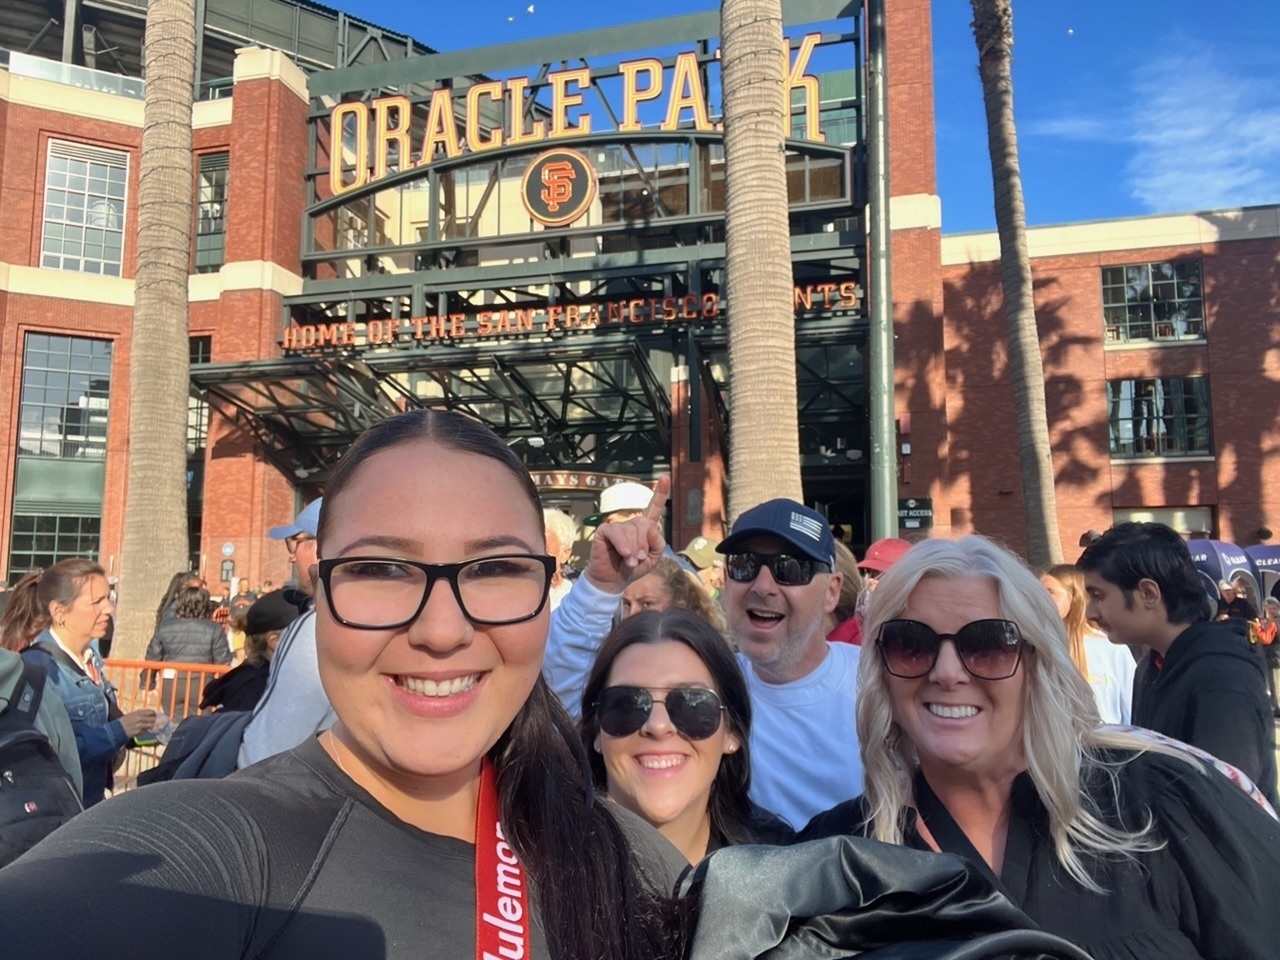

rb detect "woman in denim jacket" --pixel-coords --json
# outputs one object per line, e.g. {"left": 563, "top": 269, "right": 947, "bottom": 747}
{"left": 1, "top": 559, "right": 158, "bottom": 806}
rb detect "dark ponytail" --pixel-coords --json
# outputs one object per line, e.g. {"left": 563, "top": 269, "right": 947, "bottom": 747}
{"left": 493, "top": 678, "right": 687, "bottom": 960}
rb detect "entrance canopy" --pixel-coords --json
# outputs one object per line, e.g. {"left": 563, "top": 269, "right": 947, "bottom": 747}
{"left": 190, "top": 333, "right": 672, "bottom": 483}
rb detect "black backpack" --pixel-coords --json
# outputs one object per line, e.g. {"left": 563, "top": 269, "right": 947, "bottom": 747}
{"left": 0, "top": 659, "right": 84, "bottom": 868}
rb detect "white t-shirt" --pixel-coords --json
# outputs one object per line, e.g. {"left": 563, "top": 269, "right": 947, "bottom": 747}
{"left": 1083, "top": 628, "right": 1137, "bottom": 725}
{"left": 738, "top": 642, "right": 863, "bottom": 830}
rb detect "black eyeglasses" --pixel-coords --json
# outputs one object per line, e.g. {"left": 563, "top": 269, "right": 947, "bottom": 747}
{"left": 316, "top": 555, "right": 556, "bottom": 628}
{"left": 725, "top": 552, "right": 831, "bottom": 587}
{"left": 596, "top": 686, "right": 726, "bottom": 740}
{"left": 878, "top": 619, "right": 1026, "bottom": 680}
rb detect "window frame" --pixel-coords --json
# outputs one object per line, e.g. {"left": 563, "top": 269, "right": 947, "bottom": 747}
{"left": 40, "top": 140, "right": 129, "bottom": 277}
{"left": 194, "top": 152, "right": 229, "bottom": 274}
{"left": 1100, "top": 259, "right": 1204, "bottom": 345}
{"left": 1106, "top": 375, "right": 1214, "bottom": 460}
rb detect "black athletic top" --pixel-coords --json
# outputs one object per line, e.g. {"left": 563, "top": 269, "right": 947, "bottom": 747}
{"left": 800, "top": 750, "right": 1280, "bottom": 960}
{"left": 0, "top": 737, "right": 688, "bottom": 960}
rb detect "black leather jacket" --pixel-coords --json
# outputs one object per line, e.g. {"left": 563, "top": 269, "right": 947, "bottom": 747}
{"left": 681, "top": 836, "right": 1094, "bottom": 960}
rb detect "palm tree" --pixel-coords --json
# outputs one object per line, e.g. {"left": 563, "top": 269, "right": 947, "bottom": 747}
{"left": 970, "top": 0, "right": 1063, "bottom": 566}
{"left": 113, "top": 0, "right": 198, "bottom": 658}
{"left": 720, "top": 0, "right": 804, "bottom": 518}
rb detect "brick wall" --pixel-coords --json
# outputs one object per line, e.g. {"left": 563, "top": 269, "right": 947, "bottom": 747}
{"left": 943, "top": 235, "right": 1280, "bottom": 554}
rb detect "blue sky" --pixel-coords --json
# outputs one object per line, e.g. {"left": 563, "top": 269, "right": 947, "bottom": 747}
{"left": 337, "top": 0, "right": 1280, "bottom": 233}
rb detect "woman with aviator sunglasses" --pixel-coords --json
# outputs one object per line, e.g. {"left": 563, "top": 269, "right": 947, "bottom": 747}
{"left": 581, "top": 609, "right": 794, "bottom": 863}
{"left": 801, "top": 535, "right": 1280, "bottom": 959}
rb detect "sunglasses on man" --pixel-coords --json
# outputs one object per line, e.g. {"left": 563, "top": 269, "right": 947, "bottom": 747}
{"left": 724, "top": 552, "right": 831, "bottom": 587}
{"left": 878, "top": 618, "right": 1026, "bottom": 680}
{"left": 595, "top": 686, "right": 726, "bottom": 740}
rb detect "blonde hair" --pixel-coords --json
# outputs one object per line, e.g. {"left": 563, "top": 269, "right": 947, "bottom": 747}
{"left": 1042, "top": 564, "right": 1089, "bottom": 677}
{"left": 645, "top": 557, "right": 728, "bottom": 637}
{"left": 858, "top": 536, "right": 1198, "bottom": 891}
{"left": 832, "top": 540, "right": 864, "bottom": 623}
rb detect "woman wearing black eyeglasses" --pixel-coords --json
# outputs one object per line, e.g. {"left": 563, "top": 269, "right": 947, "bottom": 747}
{"left": 0, "top": 410, "right": 689, "bottom": 960}
{"left": 801, "top": 536, "right": 1280, "bottom": 960}
{"left": 580, "top": 609, "right": 793, "bottom": 863}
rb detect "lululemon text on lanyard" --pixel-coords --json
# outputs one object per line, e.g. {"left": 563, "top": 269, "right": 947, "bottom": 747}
{"left": 475, "top": 758, "right": 531, "bottom": 960}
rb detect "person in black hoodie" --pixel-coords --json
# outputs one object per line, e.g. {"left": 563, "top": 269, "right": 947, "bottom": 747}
{"left": 1079, "top": 522, "right": 1278, "bottom": 809}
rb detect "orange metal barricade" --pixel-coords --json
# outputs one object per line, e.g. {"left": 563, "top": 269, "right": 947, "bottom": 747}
{"left": 102, "top": 658, "right": 233, "bottom": 791}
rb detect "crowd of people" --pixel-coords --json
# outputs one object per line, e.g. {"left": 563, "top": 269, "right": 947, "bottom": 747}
{"left": 0, "top": 408, "right": 1276, "bottom": 959}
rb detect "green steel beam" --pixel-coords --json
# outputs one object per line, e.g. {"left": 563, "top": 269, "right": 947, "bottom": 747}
{"left": 308, "top": 0, "right": 857, "bottom": 96}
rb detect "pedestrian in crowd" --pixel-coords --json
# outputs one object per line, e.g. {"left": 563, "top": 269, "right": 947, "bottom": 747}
{"left": 826, "top": 540, "right": 865, "bottom": 645}
{"left": 802, "top": 535, "right": 1280, "bottom": 959}
{"left": 1256, "top": 597, "right": 1280, "bottom": 716}
{"left": 154, "top": 570, "right": 204, "bottom": 630}
{"left": 1216, "top": 577, "right": 1259, "bottom": 621}
{"left": 0, "top": 645, "right": 82, "bottom": 798}
{"left": 580, "top": 609, "right": 793, "bottom": 862}
{"left": 199, "top": 590, "right": 299, "bottom": 713}
{"left": 544, "top": 494, "right": 857, "bottom": 830}
{"left": 143, "top": 584, "right": 233, "bottom": 720}
{"left": 678, "top": 536, "right": 725, "bottom": 599}
{"left": 0, "top": 560, "right": 159, "bottom": 806}
{"left": 229, "top": 578, "right": 257, "bottom": 619}
{"left": 543, "top": 507, "right": 578, "bottom": 610}
{"left": 584, "top": 481, "right": 654, "bottom": 527}
{"left": 857, "top": 537, "right": 911, "bottom": 587}
{"left": 0, "top": 410, "right": 689, "bottom": 960}
{"left": 620, "top": 557, "right": 726, "bottom": 635}
{"left": 1039, "top": 564, "right": 1135, "bottom": 724}
{"left": 237, "top": 498, "right": 336, "bottom": 769}
{"left": 1078, "top": 522, "right": 1278, "bottom": 809}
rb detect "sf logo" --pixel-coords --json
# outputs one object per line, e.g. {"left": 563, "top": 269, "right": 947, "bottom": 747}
{"left": 540, "top": 161, "right": 576, "bottom": 212}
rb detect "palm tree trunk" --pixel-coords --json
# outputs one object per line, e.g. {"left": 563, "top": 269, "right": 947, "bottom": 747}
{"left": 970, "top": 0, "right": 1063, "bottom": 566}
{"left": 114, "top": 0, "right": 198, "bottom": 657}
{"left": 721, "top": 0, "right": 804, "bottom": 518}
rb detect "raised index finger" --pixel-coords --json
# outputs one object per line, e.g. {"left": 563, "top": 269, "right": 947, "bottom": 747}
{"left": 644, "top": 475, "right": 671, "bottom": 524}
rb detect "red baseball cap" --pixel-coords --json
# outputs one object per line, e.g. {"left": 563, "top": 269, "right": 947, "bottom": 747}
{"left": 859, "top": 538, "right": 912, "bottom": 574}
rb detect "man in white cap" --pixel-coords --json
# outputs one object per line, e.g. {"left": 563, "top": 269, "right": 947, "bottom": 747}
{"left": 238, "top": 498, "right": 336, "bottom": 768}
{"left": 583, "top": 481, "right": 654, "bottom": 527}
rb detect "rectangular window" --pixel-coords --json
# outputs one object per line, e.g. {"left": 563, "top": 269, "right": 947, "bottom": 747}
{"left": 187, "top": 336, "right": 212, "bottom": 455}
{"left": 1101, "top": 260, "right": 1203, "bottom": 344}
{"left": 195, "top": 153, "right": 229, "bottom": 273}
{"left": 1107, "top": 376, "right": 1213, "bottom": 459}
{"left": 17, "top": 333, "right": 113, "bottom": 459}
{"left": 41, "top": 140, "right": 128, "bottom": 277}
{"left": 7, "top": 515, "right": 102, "bottom": 583}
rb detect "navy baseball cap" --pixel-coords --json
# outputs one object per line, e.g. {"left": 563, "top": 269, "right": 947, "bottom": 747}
{"left": 717, "top": 499, "right": 836, "bottom": 568}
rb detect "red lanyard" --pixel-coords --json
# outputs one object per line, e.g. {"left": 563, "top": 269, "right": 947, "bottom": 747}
{"left": 474, "top": 758, "right": 530, "bottom": 960}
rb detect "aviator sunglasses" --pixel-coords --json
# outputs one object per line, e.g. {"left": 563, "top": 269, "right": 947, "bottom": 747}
{"left": 878, "top": 619, "right": 1026, "bottom": 680}
{"left": 596, "top": 686, "right": 726, "bottom": 740}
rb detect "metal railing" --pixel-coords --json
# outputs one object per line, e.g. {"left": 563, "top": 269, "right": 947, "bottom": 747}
{"left": 3, "top": 50, "right": 144, "bottom": 99}
{"left": 102, "top": 658, "right": 234, "bottom": 790}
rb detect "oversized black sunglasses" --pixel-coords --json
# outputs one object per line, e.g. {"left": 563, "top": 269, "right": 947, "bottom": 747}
{"left": 724, "top": 552, "right": 831, "bottom": 587}
{"left": 878, "top": 619, "right": 1026, "bottom": 680}
{"left": 596, "top": 686, "right": 726, "bottom": 740}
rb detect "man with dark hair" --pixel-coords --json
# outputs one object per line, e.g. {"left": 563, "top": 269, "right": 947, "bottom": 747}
{"left": 1079, "top": 522, "right": 1277, "bottom": 807}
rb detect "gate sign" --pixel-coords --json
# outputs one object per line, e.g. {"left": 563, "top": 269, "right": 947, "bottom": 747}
{"left": 898, "top": 497, "right": 934, "bottom": 530}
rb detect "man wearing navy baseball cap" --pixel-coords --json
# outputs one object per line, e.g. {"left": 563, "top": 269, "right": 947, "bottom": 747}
{"left": 715, "top": 499, "right": 858, "bottom": 828}
{"left": 540, "top": 487, "right": 857, "bottom": 829}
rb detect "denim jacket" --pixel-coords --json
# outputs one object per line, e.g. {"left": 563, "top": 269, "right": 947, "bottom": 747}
{"left": 21, "top": 629, "right": 128, "bottom": 806}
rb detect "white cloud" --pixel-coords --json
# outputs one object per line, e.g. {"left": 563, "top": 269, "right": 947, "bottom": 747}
{"left": 1027, "top": 43, "right": 1280, "bottom": 212}
{"left": 1126, "top": 49, "right": 1280, "bottom": 211}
